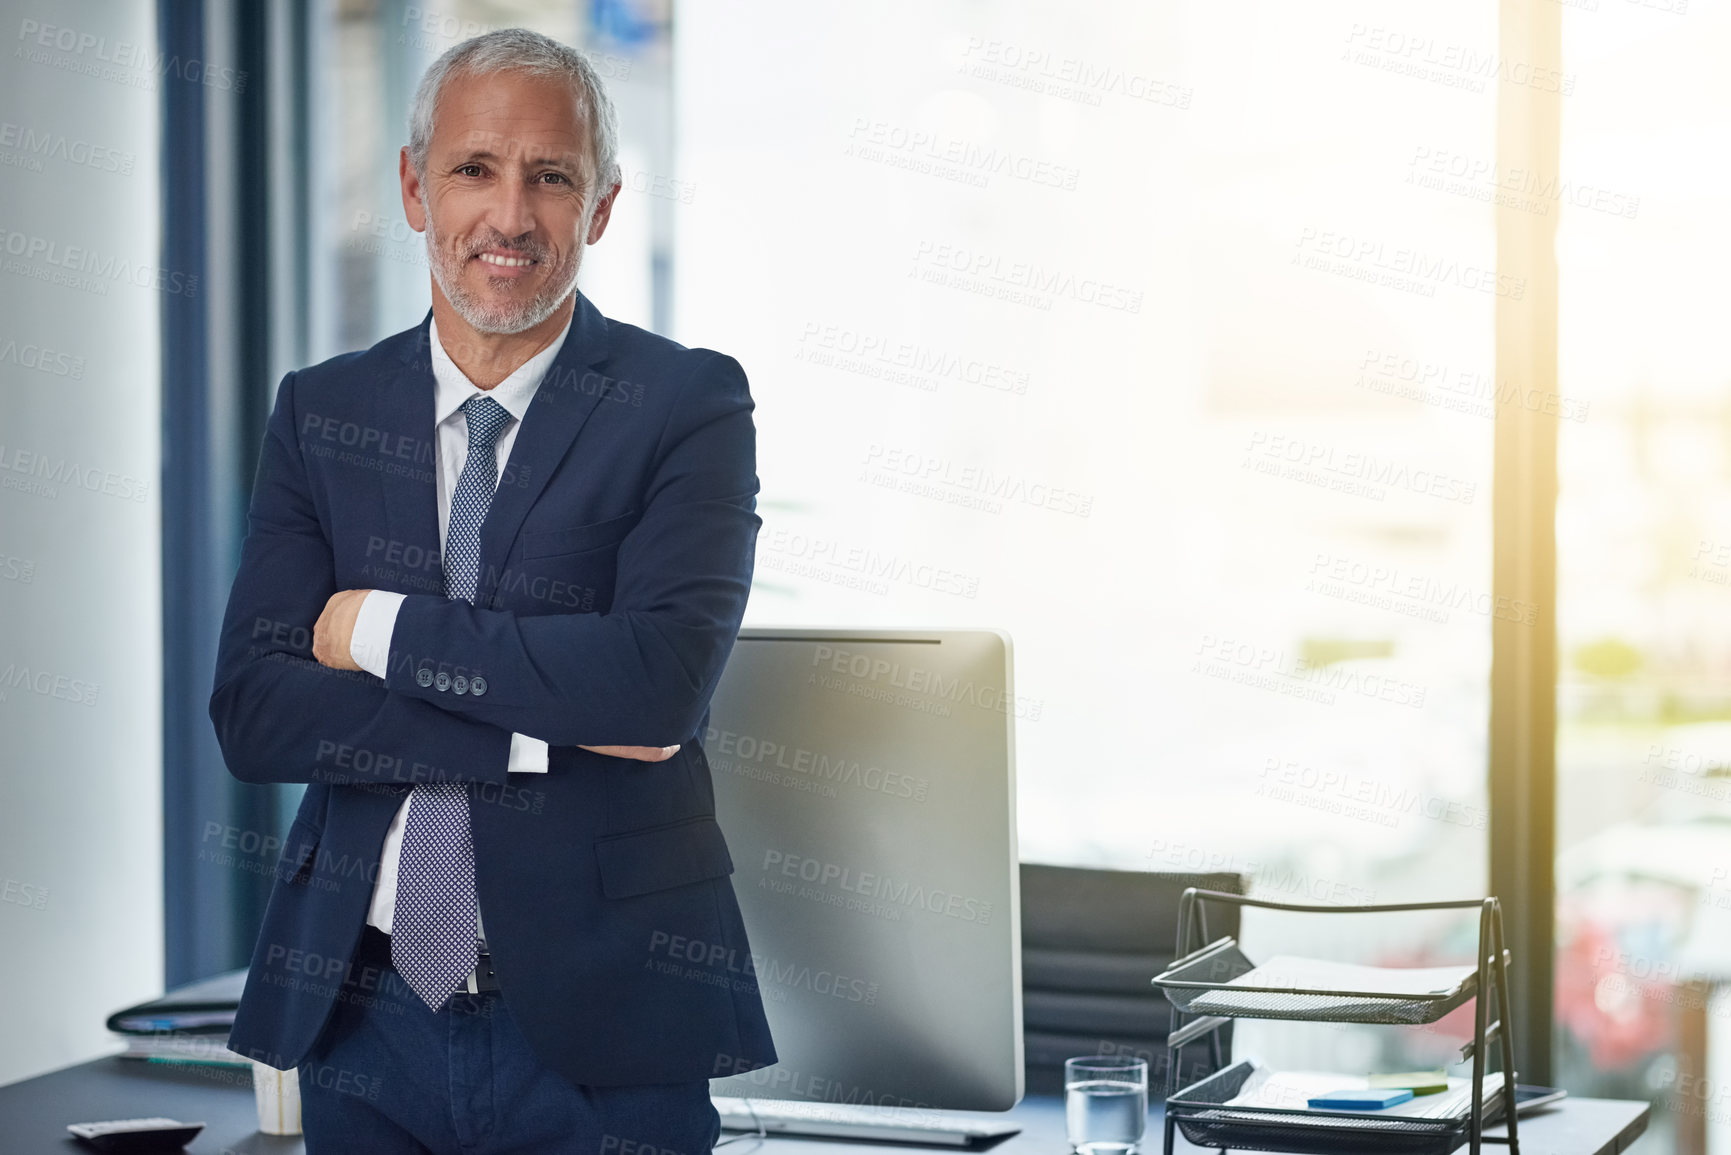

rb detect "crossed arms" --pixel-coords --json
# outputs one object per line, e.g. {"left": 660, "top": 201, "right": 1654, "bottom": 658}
{"left": 208, "top": 351, "right": 761, "bottom": 787}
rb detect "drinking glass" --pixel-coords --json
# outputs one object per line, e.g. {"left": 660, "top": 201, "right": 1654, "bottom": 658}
{"left": 1065, "top": 1055, "right": 1148, "bottom": 1155}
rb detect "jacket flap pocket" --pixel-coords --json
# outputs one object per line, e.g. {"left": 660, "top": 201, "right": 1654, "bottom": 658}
{"left": 595, "top": 815, "right": 735, "bottom": 899}
{"left": 519, "top": 511, "right": 639, "bottom": 560}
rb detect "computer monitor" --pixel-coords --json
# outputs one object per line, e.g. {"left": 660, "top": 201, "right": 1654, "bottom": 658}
{"left": 704, "top": 628, "right": 1023, "bottom": 1112}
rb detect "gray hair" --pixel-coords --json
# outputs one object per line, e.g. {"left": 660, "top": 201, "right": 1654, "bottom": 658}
{"left": 408, "top": 28, "right": 621, "bottom": 201}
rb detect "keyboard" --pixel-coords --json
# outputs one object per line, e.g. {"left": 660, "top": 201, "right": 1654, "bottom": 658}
{"left": 712, "top": 1097, "right": 1022, "bottom": 1147}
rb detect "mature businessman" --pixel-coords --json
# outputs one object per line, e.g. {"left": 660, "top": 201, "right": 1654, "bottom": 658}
{"left": 209, "top": 28, "right": 775, "bottom": 1154}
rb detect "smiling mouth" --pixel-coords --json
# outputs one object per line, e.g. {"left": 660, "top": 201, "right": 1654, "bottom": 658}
{"left": 475, "top": 251, "right": 536, "bottom": 268}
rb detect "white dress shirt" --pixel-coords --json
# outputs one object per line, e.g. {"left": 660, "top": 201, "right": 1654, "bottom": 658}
{"left": 349, "top": 309, "right": 573, "bottom": 936}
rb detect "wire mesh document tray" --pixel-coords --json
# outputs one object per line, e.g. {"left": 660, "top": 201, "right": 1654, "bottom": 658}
{"left": 1157, "top": 892, "right": 1520, "bottom": 1155}
{"left": 1166, "top": 1061, "right": 1507, "bottom": 1155}
{"left": 1152, "top": 937, "right": 1479, "bottom": 1025}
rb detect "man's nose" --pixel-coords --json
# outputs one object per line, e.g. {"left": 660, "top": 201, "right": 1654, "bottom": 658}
{"left": 484, "top": 178, "right": 536, "bottom": 243}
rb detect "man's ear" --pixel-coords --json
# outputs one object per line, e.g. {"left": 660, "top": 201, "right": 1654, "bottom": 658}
{"left": 585, "top": 183, "right": 622, "bottom": 245}
{"left": 400, "top": 146, "right": 428, "bottom": 233}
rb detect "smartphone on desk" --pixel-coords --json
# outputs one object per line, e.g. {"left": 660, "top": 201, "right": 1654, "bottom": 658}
{"left": 1513, "top": 1085, "right": 1568, "bottom": 1115}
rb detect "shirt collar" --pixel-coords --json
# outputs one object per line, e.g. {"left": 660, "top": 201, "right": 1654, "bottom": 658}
{"left": 428, "top": 307, "right": 576, "bottom": 427}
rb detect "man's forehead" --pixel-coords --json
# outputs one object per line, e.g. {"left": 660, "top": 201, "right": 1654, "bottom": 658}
{"left": 432, "top": 72, "right": 591, "bottom": 163}
{"left": 443, "top": 126, "right": 588, "bottom": 168}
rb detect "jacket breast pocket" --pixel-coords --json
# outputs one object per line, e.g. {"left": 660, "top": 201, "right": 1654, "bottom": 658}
{"left": 594, "top": 814, "right": 735, "bottom": 899}
{"left": 519, "top": 511, "right": 638, "bottom": 561}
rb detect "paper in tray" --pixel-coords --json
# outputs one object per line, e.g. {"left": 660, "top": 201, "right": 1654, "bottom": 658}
{"left": 1183, "top": 954, "right": 1475, "bottom": 1019}
{"left": 1166, "top": 1059, "right": 1513, "bottom": 1155}
{"left": 1226, "top": 1068, "right": 1496, "bottom": 1122}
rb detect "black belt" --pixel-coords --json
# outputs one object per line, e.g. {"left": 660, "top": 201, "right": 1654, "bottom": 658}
{"left": 465, "top": 949, "right": 501, "bottom": 995}
{"left": 361, "top": 925, "right": 500, "bottom": 994}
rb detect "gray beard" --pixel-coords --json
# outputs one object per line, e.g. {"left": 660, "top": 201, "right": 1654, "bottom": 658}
{"left": 425, "top": 217, "right": 584, "bottom": 335}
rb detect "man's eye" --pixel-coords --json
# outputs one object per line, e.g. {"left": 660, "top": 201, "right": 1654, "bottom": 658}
{"left": 457, "top": 164, "right": 484, "bottom": 178}
{"left": 539, "top": 172, "right": 569, "bottom": 185}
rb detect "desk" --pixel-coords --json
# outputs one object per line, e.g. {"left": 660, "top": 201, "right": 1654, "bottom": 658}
{"left": 0, "top": 1057, "right": 1649, "bottom": 1155}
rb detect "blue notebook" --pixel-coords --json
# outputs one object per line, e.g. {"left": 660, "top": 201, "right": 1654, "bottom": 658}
{"left": 1308, "top": 1088, "right": 1415, "bottom": 1110}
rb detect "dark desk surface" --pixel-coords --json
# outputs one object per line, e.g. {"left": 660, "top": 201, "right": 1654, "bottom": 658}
{"left": 0, "top": 1057, "right": 1650, "bottom": 1155}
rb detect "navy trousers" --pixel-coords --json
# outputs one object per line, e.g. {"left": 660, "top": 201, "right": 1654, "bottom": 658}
{"left": 299, "top": 927, "right": 722, "bottom": 1155}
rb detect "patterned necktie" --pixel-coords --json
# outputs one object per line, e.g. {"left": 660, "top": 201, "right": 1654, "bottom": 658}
{"left": 392, "top": 394, "right": 513, "bottom": 1010}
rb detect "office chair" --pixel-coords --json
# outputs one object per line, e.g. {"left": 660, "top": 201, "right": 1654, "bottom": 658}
{"left": 1019, "top": 864, "right": 1245, "bottom": 1095}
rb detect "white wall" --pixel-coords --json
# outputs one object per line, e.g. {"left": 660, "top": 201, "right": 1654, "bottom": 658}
{"left": 0, "top": 0, "right": 163, "bottom": 1085}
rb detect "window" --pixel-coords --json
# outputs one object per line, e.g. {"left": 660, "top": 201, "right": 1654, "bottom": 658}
{"left": 674, "top": 0, "right": 1496, "bottom": 1077}
{"left": 1556, "top": 4, "right": 1731, "bottom": 1151}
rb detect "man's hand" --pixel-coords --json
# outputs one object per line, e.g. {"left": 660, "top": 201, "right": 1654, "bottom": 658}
{"left": 313, "top": 589, "right": 373, "bottom": 671}
{"left": 579, "top": 744, "right": 680, "bottom": 762}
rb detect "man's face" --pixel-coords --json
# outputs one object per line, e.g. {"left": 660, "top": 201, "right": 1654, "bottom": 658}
{"left": 402, "top": 68, "right": 616, "bottom": 335}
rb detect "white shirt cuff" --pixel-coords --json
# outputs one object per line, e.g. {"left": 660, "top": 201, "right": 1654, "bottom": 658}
{"left": 509, "top": 733, "right": 550, "bottom": 773}
{"left": 350, "top": 590, "right": 406, "bottom": 677}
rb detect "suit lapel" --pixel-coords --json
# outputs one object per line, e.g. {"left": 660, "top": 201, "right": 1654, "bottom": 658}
{"left": 479, "top": 293, "right": 612, "bottom": 605}
{"left": 376, "top": 320, "right": 444, "bottom": 594}
{"left": 374, "top": 294, "right": 613, "bottom": 606}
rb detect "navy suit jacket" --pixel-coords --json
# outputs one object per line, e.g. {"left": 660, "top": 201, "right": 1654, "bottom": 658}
{"left": 210, "top": 292, "right": 778, "bottom": 1087}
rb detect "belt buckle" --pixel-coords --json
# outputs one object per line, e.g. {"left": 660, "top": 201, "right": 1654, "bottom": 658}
{"left": 465, "top": 951, "right": 497, "bottom": 995}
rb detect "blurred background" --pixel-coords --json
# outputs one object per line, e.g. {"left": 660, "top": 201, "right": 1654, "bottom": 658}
{"left": 1, "top": 1, "right": 1726, "bottom": 1151}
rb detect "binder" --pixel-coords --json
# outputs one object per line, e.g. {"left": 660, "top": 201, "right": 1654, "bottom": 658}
{"left": 106, "top": 969, "right": 248, "bottom": 1066}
